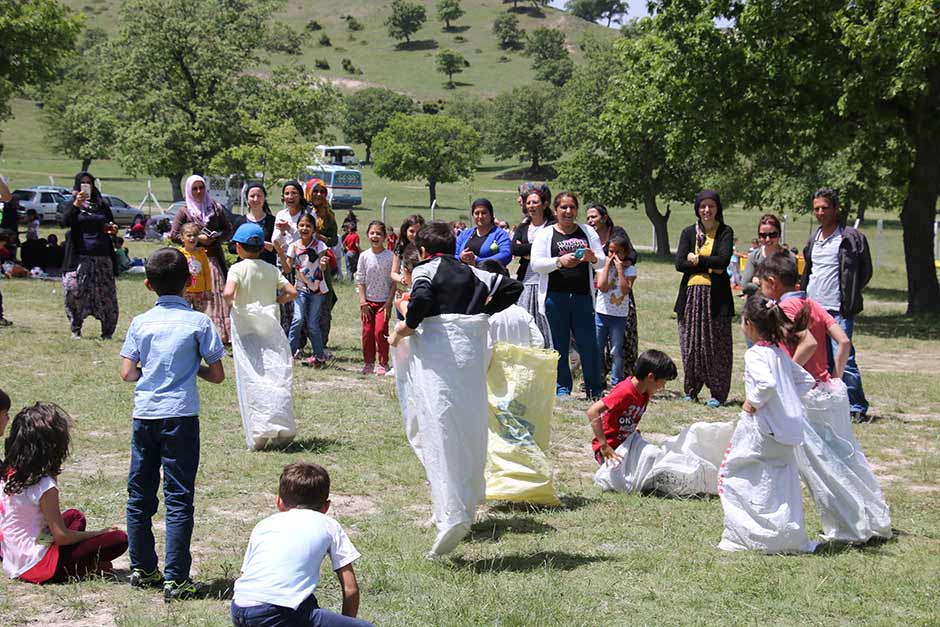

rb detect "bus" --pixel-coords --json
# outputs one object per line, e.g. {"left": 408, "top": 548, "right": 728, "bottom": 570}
{"left": 301, "top": 165, "right": 363, "bottom": 208}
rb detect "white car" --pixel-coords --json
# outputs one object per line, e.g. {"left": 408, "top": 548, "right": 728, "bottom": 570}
{"left": 11, "top": 188, "right": 67, "bottom": 223}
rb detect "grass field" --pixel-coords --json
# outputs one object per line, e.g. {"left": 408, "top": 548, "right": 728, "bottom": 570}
{"left": 0, "top": 219, "right": 937, "bottom": 624}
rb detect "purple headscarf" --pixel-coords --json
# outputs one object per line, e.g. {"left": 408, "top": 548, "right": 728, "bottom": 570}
{"left": 185, "top": 174, "right": 215, "bottom": 226}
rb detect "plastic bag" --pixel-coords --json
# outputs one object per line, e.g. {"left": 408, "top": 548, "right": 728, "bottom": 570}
{"left": 593, "top": 431, "right": 663, "bottom": 494}
{"left": 796, "top": 379, "right": 892, "bottom": 542}
{"left": 718, "top": 413, "right": 816, "bottom": 553}
{"left": 646, "top": 421, "right": 735, "bottom": 496}
{"left": 391, "top": 314, "right": 491, "bottom": 556}
{"left": 485, "top": 343, "right": 560, "bottom": 505}
{"left": 230, "top": 303, "right": 296, "bottom": 450}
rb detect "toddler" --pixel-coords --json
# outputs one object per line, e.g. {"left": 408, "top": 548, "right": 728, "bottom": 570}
{"left": 179, "top": 222, "right": 211, "bottom": 312}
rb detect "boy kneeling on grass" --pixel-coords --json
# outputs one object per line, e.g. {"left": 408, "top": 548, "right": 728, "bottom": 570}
{"left": 231, "top": 463, "right": 374, "bottom": 627}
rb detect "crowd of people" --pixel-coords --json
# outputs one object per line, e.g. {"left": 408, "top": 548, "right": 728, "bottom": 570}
{"left": 0, "top": 171, "right": 883, "bottom": 625}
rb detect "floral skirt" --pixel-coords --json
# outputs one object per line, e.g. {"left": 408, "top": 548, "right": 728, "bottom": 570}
{"left": 519, "top": 283, "right": 554, "bottom": 349}
{"left": 63, "top": 255, "right": 118, "bottom": 338}
{"left": 678, "top": 285, "right": 732, "bottom": 402}
{"left": 206, "top": 256, "right": 231, "bottom": 344}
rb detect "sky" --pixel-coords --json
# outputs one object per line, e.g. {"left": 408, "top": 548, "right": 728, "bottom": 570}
{"left": 547, "top": 0, "right": 651, "bottom": 23}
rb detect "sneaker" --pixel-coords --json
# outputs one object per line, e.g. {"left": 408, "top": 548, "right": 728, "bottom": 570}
{"left": 163, "top": 579, "right": 204, "bottom": 603}
{"left": 70, "top": 331, "right": 81, "bottom": 340}
{"left": 315, "top": 355, "right": 335, "bottom": 369}
{"left": 303, "top": 356, "right": 317, "bottom": 368}
{"left": 361, "top": 363, "right": 375, "bottom": 375}
{"left": 375, "top": 364, "right": 387, "bottom": 376}
{"left": 706, "top": 398, "right": 721, "bottom": 408}
{"left": 0, "top": 317, "right": 11, "bottom": 327}
{"left": 384, "top": 367, "right": 395, "bottom": 377}
{"left": 850, "top": 411, "right": 870, "bottom": 424}
{"left": 129, "top": 568, "right": 163, "bottom": 589}
{"left": 682, "top": 395, "right": 698, "bottom": 403}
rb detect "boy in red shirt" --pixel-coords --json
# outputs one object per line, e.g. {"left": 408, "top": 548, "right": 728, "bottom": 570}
{"left": 342, "top": 222, "right": 360, "bottom": 280}
{"left": 586, "top": 349, "right": 677, "bottom": 464}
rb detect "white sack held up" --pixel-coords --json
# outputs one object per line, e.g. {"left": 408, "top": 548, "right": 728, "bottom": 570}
{"left": 718, "top": 413, "right": 816, "bottom": 554}
{"left": 230, "top": 303, "right": 296, "bottom": 450}
{"left": 391, "top": 314, "right": 492, "bottom": 557}
{"left": 796, "top": 379, "right": 892, "bottom": 543}
{"left": 593, "top": 421, "right": 734, "bottom": 496}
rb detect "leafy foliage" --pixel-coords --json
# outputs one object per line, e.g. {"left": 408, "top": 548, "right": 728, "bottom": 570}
{"left": 436, "top": 0, "right": 465, "bottom": 30}
{"left": 266, "top": 21, "right": 304, "bottom": 55}
{"left": 343, "top": 87, "right": 414, "bottom": 164}
{"left": 373, "top": 113, "right": 481, "bottom": 204}
{"left": 489, "top": 84, "right": 559, "bottom": 171}
{"left": 492, "top": 13, "right": 525, "bottom": 50}
{"left": 525, "top": 27, "right": 573, "bottom": 85}
{"left": 436, "top": 49, "right": 467, "bottom": 87}
{"left": 386, "top": 0, "right": 427, "bottom": 44}
{"left": 565, "top": 0, "right": 626, "bottom": 26}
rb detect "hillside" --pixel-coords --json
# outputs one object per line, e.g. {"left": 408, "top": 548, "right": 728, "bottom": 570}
{"left": 61, "top": 0, "right": 616, "bottom": 101}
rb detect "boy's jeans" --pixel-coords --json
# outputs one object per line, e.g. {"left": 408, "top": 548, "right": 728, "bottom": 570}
{"left": 288, "top": 289, "right": 327, "bottom": 359}
{"left": 595, "top": 312, "right": 627, "bottom": 387}
{"left": 545, "top": 291, "right": 603, "bottom": 398}
{"left": 826, "top": 312, "right": 869, "bottom": 415}
{"left": 231, "top": 595, "right": 375, "bottom": 626}
{"left": 345, "top": 252, "right": 359, "bottom": 280}
{"left": 126, "top": 417, "right": 200, "bottom": 583}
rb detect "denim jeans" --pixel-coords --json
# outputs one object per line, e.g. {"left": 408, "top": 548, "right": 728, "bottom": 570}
{"left": 126, "top": 417, "right": 200, "bottom": 582}
{"left": 545, "top": 291, "right": 603, "bottom": 398}
{"left": 595, "top": 312, "right": 627, "bottom": 387}
{"left": 826, "top": 312, "right": 869, "bottom": 414}
{"left": 344, "top": 252, "right": 359, "bottom": 280}
{"left": 231, "top": 595, "right": 375, "bottom": 627}
{"left": 289, "top": 289, "right": 327, "bottom": 359}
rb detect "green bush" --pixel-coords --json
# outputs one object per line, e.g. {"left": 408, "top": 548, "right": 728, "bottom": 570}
{"left": 319, "top": 33, "right": 332, "bottom": 47}
{"left": 315, "top": 58, "right": 330, "bottom": 69}
{"left": 306, "top": 19, "right": 322, "bottom": 32}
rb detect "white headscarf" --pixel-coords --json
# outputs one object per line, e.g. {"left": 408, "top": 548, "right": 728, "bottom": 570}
{"left": 184, "top": 174, "right": 215, "bottom": 226}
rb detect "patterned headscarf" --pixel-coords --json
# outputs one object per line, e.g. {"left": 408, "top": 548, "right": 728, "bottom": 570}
{"left": 184, "top": 174, "right": 215, "bottom": 226}
{"left": 305, "top": 178, "right": 336, "bottom": 232}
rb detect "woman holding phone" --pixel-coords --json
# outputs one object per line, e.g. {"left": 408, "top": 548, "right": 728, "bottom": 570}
{"left": 169, "top": 174, "right": 234, "bottom": 343}
{"left": 61, "top": 171, "right": 119, "bottom": 339}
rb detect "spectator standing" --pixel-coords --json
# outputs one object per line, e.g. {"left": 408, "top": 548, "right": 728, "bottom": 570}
{"left": 510, "top": 183, "right": 555, "bottom": 348}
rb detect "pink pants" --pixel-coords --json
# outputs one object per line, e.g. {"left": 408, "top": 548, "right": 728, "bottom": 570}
{"left": 361, "top": 301, "right": 389, "bottom": 367}
{"left": 49, "top": 509, "right": 128, "bottom": 582}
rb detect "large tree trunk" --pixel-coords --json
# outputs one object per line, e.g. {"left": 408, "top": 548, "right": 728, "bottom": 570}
{"left": 530, "top": 152, "right": 540, "bottom": 172}
{"left": 428, "top": 178, "right": 437, "bottom": 207}
{"left": 81, "top": 157, "right": 92, "bottom": 172}
{"left": 900, "top": 135, "right": 940, "bottom": 315}
{"left": 169, "top": 174, "right": 184, "bottom": 202}
{"left": 640, "top": 171, "right": 670, "bottom": 256}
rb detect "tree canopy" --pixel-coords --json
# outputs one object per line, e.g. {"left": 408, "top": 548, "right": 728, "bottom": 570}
{"left": 490, "top": 84, "right": 559, "bottom": 173}
{"left": 342, "top": 87, "right": 414, "bottom": 164}
{"left": 436, "top": 49, "right": 467, "bottom": 87}
{"left": 525, "top": 27, "right": 573, "bottom": 86}
{"left": 436, "top": 0, "right": 464, "bottom": 30}
{"left": 386, "top": 0, "right": 427, "bottom": 44}
{"left": 492, "top": 13, "right": 525, "bottom": 50}
{"left": 565, "top": 0, "right": 627, "bottom": 27}
{"left": 373, "top": 113, "right": 481, "bottom": 205}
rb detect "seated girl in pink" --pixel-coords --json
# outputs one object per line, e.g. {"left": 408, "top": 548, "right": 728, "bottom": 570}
{"left": 1, "top": 402, "right": 127, "bottom": 583}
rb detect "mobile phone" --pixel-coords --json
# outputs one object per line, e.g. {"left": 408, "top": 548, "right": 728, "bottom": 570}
{"left": 574, "top": 248, "right": 586, "bottom": 260}
{"left": 81, "top": 183, "right": 92, "bottom": 197}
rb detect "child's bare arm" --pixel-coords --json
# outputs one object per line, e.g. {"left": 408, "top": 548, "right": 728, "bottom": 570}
{"left": 586, "top": 400, "right": 621, "bottom": 463}
{"left": 198, "top": 360, "right": 225, "bottom": 384}
{"left": 335, "top": 564, "right": 361, "bottom": 617}
{"left": 790, "top": 330, "right": 818, "bottom": 367}
{"left": 120, "top": 357, "right": 142, "bottom": 382}
{"left": 828, "top": 322, "right": 851, "bottom": 380}
{"left": 222, "top": 279, "right": 237, "bottom": 306}
{"left": 595, "top": 257, "right": 612, "bottom": 293}
{"left": 40, "top": 488, "right": 118, "bottom": 546}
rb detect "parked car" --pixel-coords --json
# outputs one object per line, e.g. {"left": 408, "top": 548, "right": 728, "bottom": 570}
{"left": 54, "top": 193, "right": 145, "bottom": 227}
{"left": 11, "top": 188, "right": 68, "bottom": 223}
{"left": 146, "top": 201, "right": 243, "bottom": 237}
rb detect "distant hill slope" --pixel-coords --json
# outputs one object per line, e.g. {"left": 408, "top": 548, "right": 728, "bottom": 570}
{"left": 60, "top": 0, "right": 615, "bottom": 100}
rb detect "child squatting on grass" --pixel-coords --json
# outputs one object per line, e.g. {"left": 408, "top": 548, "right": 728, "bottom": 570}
{"left": 718, "top": 293, "right": 817, "bottom": 553}
{"left": 1, "top": 402, "right": 129, "bottom": 584}
{"left": 230, "top": 463, "right": 375, "bottom": 627}
{"left": 120, "top": 247, "right": 226, "bottom": 601}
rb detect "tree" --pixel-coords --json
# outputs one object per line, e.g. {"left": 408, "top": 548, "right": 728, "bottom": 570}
{"left": 490, "top": 84, "right": 559, "bottom": 172}
{"left": 651, "top": 0, "right": 940, "bottom": 315}
{"left": 525, "top": 27, "right": 573, "bottom": 85}
{"left": 0, "top": 0, "right": 82, "bottom": 141}
{"left": 373, "top": 113, "right": 481, "bottom": 205}
{"left": 386, "top": 0, "right": 426, "bottom": 44}
{"left": 565, "top": 0, "right": 627, "bottom": 26}
{"left": 342, "top": 87, "right": 414, "bottom": 163}
{"left": 443, "top": 96, "right": 494, "bottom": 147}
{"left": 436, "top": 49, "right": 467, "bottom": 87}
{"left": 493, "top": 13, "right": 525, "bottom": 50}
{"left": 436, "top": 0, "right": 464, "bottom": 30}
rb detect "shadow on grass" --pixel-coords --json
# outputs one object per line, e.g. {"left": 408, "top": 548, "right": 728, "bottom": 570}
{"left": 444, "top": 25, "right": 471, "bottom": 33}
{"left": 452, "top": 550, "right": 608, "bottom": 573}
{"left": 858, "top": 314, "right": 940, "bottom": 340}
{"left": 488, "top": 494, "right": 594, "bottom": 513}
{"left": 493, "top": 164, "right": 558, "bottom": 181}
{"left": 199, "top": 577, "right": 236, "bottom": 600}
{"left": 813, "top": 531, "right": 899, "bottom": 557}
{"left": 278, "top": 437, "right": 348, "bottom": 454}
{"left": 866, "top": 287, "right": 908, "bottom": 303}
{"left": 470, "top": 516, "right": 555, "bottom": 542}
{"left": 394, "top": 39, "right": 439, "bottom": 51}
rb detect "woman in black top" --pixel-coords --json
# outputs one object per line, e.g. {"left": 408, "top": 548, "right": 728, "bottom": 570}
{"left": 674, "top": 190, "right": 735, "bottom": 407}
{"left": 510, "top": 182, "right": 554, "bottom": 347}
{"left": 242, "top": 183, "right": 278, "bottom": 266}
{"left": 61, "top": 171, "right": 119, "bottom": 339}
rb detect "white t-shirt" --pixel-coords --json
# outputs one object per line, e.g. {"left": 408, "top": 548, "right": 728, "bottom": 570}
{"left": 744, "top": 345, "right": 816, "bottom": 446}
{"left": 523, "top": 223, "right": 550, "bottom": 285}
{"left": 273, "top": 209, "right": 305, "bottom": 262}
{"left": 355, "top": 248, "right": 395, "bottom": 303}
{"left": 489, "top": 304, "right": 544, "bottom": 348}
{"left": 233, "top": 508, "right": 361, "bottom": 610}
{"left": 595, "top": 264, "right": 638, "bottom": 317}
{"left": 227, "top": 259, "right": 289, "bottom": 307}
{"left": 806, "top": 227, "right": 843, "bottom": 312}
{"left": 0, "top": 475, "right": 56, "bottom": 578}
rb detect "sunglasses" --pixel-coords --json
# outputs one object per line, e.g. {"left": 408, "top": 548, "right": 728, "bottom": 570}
{"left": 758, "top": 231, "right": 779, "bottom": 239}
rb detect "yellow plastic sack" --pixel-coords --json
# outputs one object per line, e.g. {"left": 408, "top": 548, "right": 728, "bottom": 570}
{"left": 485, "top": 343, "right": 560, "bottom": 505}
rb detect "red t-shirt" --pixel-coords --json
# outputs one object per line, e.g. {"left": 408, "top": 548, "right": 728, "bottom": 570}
{"left": 592, "top": 378, "right": 650, "bottom": 455}
{"left": 779, "top": 295, "right": 836, "bottom": 383}
{"left": 343, "top": 232, "right": 360, "bottom": 254}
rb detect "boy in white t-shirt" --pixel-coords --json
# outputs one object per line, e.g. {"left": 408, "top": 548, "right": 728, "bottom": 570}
{"left": 223, "top": 223, "right": 296, "bottom": 308}
{"left": 594, "top": 228, "right": 638, "bottom": 388}
{"left": 231, "top": 463, "right": 374, "bottom": 627}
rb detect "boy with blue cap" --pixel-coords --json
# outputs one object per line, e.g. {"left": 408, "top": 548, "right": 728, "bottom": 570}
{"left": 224, "top": 223, "right": 299, "bottom": 450}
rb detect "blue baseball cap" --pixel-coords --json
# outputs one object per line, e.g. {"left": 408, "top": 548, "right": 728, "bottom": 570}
{"left": 232, "top": 222, "right": 265, "bottom": 246}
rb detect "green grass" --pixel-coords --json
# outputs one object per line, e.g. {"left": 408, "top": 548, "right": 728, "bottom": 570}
{"left": 0, "top": 230, "right": 937, "bottom": 624}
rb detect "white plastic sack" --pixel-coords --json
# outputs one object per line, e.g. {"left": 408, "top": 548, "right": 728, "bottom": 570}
{"left": 593, "top": 431, "right": 662, "bottom": 493}
{"left": 646, "top": 421, "right": 735, "bottom": 496}
{"left": 796, "top": 379, "right": 892, "bottom": 542}
{"left": 718, "top": 413, "right": 816, "bottom": 554}
{"left": 230, "top": 303, "right": 296, "bottom": 450}
{"left": 392, "top": 314, "right": 491, "bottom": 557}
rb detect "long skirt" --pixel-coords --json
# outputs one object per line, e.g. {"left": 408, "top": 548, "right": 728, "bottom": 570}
{"left": 677, "top": 285, "right": 732, "bottom": 403}
{"left": 518, "top": 283, "right": 553, "bottom": 349}
{"left": 63, "top": 255, "right": 118, "bottom": 338}
{"left": 206, "top": 256, "right": 231, "bottom": 344}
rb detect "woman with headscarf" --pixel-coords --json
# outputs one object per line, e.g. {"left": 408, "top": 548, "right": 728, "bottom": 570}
{"left": 243, "top": 183, "right": 277, "bottom": 266}
{"left": 674, "top": 189, "right": 735, "bottom": 407}
{"left": 455, "top": 198, "right": 512, "bottom": 267}
{"left": 170, "top": 174, "right": 234, "bottom": 343}
{"left": 511, "top": 182, "right": 555, "bottom": 348}
{"left": 61, "top": 171, "right": 119, "bottom": 339}
{"left": 305, "top": 178, "right": 339, "bottom": 348}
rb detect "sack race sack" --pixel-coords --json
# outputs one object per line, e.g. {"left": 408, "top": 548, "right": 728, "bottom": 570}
{"left": 718, "top": 413, "right": 816, "bottom": 554}
{"left": 485, "top": 343, "right": 560, "bottom": 506}
{"left": 593, "top": 431, "right": 663, "bottom": 493}
{"left": 796, "top": 379, "right": 892, "bottom": 542}
{"left": 391, "top": 314, "right": 491, "bottom": 557}
{"left": 230, "top": 303, "right": 296, "bottom": 450}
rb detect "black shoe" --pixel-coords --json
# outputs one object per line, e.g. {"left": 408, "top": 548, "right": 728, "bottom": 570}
{"left": 0, "top": 317, "right": 11, "bottom": 327}
{"left": 850, "top": 411, "right": 870, "bottom": 423}
{"left": 163, "top": 579, "right": 205, "bottom": 602}
{"left": 129, "top": 568, "right": 163, "bottom": 589}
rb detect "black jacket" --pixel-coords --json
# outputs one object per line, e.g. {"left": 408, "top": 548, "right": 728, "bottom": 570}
{"left": 800, "top": 225, "right": 872, "bottom": 317}
{"left": 510, "top": 217, "right": 555, "bottom": 282}
{"left": 674, "top": 222, "right": 735, "bottom": 319}
{"left": 61, "top": 199, "right": 117, "bottom": 275}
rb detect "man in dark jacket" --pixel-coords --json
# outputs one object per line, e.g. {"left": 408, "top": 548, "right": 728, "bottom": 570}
{"left": 800, "top": 187, "right": 872, "bottom": 421}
